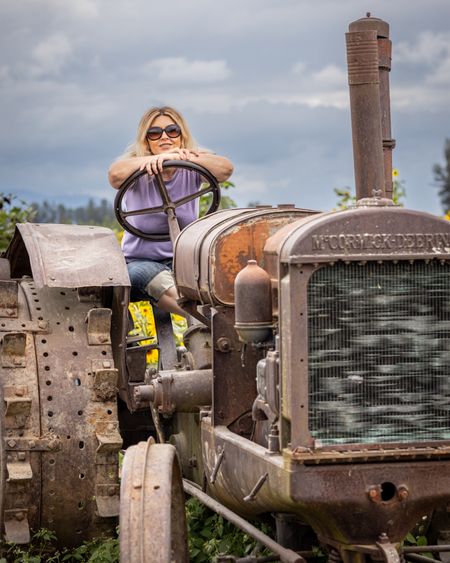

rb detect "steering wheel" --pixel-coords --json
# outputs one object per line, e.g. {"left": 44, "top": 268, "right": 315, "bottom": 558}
{"left": 114, "top": 160, "right": 221, "bottom": 241}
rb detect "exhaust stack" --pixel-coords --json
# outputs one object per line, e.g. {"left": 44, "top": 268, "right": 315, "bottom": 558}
{"left": 346, "top": 14, "right": 395, "bottom": 202}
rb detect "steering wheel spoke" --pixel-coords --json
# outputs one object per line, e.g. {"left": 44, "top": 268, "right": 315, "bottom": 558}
{"left": 122, "top": 204, "right": 167, "bottom": 218}
{"left": 114, "top": 160, "right": 221, "bottom": 241}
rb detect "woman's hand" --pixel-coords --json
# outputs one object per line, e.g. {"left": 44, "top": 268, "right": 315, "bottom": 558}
{"left": 139, "top": 149, "right": 200, "bottom": 176}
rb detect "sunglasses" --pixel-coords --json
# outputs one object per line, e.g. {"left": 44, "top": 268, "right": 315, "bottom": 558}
{"left": 146, "top": 124, "right": 182, "bottom": 141}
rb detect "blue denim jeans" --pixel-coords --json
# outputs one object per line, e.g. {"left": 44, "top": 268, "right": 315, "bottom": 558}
{"left": 127, "top": 259, "right": 173, "bottom": 303}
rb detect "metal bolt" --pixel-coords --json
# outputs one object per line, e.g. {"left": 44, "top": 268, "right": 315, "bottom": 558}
{"left": 6, "top": 309, "right": 15, "bottom": 317}
{"left": 102, "top": 361, "right": 111, "bottom": 368}
{"left": 38, "top": 321, "right": 46, "bottom": 329}
{"left": 7, "top": 440, "right": 16, "bottom": 448}
{"left": 18, "top": 452, "right": 26, "bottom": 461}
{"left": 15, "top": 388, "right": 24, "bottom": 397}
{"left": 398, "top": 486, "right": 409, "bottom": 500}
{"left": 15, "top": 512, "right": 24, "bottom": 521}
{"left": 28, "top": 440, "right": 36, "bottom": 448}
{"left": 98, "top": 335, "right": 108, "bottom": 343}
{"left": 368, "top": 487, "right": 380, "bottom": 501}
{"left": 188, "top": 456, "right": 198, "bottom": 468}
{"left": 216, "top": 337, "right": 231, "bottom": 353}
{"left": 108, "top": 486, "right": 116, "bottom": 496}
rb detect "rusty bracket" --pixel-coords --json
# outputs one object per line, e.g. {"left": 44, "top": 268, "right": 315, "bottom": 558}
{"left": 210, "top": 446, "right": 226, "bottom": 485}
{"left": 93, "top": 368, "right": 118, "bottom": 401}
{"left": 4, "top": 508, "right": 30, "bottom": 544}
{"left": 6, "top": 456, "right": 33, "bottom": 483}
{"left": 243, "top": 473, "right": 269, "bottom": 502}
{"left": 86, "top": 308, "right": 112, "bottom": 345}
{"left": 95, "top": 483, "right": 120, "bottom": 517}
{"left": 376, "top": 534, "right": 401, "bottom": 563}
{"left": 77, "top": 286, "right": 103, "bottom": 303}
{"left": 1, "top": 332, "right": 27, "bottom": 368}
{"left": 0, "top": 280, "right": 18, "bottom": 318}
{"left": 94, "top": 426, "right": 121, "bottom": 518}
{"left": 4, "top": 435, "right": 60, "bottom": 452}
{"left": 0, "top": 319, "right": 49, "bottom": 333}
{"left": 4, "top": 394, "right": 32, "bottom": 420}
{"left": 158, "top": 372, "right": 175, "bottom": 415}
{"left": 95, "top": 426, "right": 123, "bottom": 454}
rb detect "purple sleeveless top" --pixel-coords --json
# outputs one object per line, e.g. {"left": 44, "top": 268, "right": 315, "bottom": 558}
{"left": 122, "top": 169, "right": 202, "bottom": 261}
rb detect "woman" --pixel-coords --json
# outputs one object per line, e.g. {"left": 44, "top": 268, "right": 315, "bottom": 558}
{"left": 108, "top": 106, "right": 233, "bottom": 316}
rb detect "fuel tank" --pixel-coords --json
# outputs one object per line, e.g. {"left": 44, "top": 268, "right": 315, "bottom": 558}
{"left": 174, "top": 206, "right": 317, "bottom": 306}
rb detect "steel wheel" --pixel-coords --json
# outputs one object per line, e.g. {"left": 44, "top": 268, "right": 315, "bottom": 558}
{"left": 120, "top": 440, "right": 188, "bottom": 562}
{"left": 0, "top": 280, "right": 121, "bottom": 546}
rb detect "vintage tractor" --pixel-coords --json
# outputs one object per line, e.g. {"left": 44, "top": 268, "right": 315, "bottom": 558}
{"left": 2, "top": 13, "right": 450, "bottom": 563}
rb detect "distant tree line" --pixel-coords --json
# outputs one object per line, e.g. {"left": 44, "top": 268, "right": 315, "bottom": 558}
{"left": 31, "top": 198, "right": 119, "bottom": 230}
{"left": 434, "top": 138, "right": 450, "bottom": 213}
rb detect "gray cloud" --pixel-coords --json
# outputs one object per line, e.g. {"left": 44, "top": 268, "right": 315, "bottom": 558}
{"left": 0, "top": 0, "right": 449, "bottom": 217}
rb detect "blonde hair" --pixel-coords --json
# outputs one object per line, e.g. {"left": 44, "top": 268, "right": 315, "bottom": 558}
{"left": 121, "top": 106, "right": 197, "bottom": 158}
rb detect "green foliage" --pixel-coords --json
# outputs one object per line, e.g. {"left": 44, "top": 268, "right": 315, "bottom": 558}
{"left": 334, "top": 177, "right": 406, "bottom": 210}
{"left": 199, "top": 181, "right": 237, "bottom": 217}
{"left": 434, "top": 138, "right": 450, "bottom": 213}
{"left": 186, "top": 498, "right": 272, "bottom": 562}
{"left": 0, "top": 529, "right": 119, "bottom": 563}
{"left": 0, "top": 193, "right": 36, "bottom": 253}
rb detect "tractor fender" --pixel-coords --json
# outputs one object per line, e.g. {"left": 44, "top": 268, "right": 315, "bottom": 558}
{"left": 5, "top": 222, "right": 130, "bottom": 289}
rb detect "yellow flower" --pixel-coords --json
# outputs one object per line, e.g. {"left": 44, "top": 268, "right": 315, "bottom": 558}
{"left": 392, "top": 168, "right": 399, "bottom": 178}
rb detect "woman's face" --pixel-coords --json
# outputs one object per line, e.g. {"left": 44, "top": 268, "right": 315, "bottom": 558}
{"left": 147, "top": 114, "right": 182, "bottom": 155}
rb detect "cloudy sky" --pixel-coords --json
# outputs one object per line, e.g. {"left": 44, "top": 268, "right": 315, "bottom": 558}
{"left": 1, "top": 0, "right": 449, "bottom": 215}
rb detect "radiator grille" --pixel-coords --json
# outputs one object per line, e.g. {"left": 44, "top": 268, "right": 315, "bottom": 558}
{"left": 307, "top": 261, "right": 450, "bottom": 445}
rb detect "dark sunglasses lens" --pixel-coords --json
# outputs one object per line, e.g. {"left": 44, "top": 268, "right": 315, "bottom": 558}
{"left": 165, "top": 124, "right": 181, "bottom": 138}
{"left": 147, "top": 127, "right": 163, "bottom": 140}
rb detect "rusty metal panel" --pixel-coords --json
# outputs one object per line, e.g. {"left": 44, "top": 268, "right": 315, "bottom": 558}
{"left": 7, "top": 223, "right": 130, "bottom": 289}
{"left": 1, "top": 332, "right": 27, "bottom": 367}
{"left": 212, "top": 307, "right": 261, "bottom": 429}
{"left": 0, "top": 280, "right": 18, "bottom": 317}
{"left": 0, "top": 258, "right": 11, "bottom": 279}
{"left": 86, "top": 308, "right": 112, "bottom": 345}
{"left": 4, "top": 509, "right": 30, "bottom": 544}
{"left": 175, "top": 207, "right": 316, "bottom": 306}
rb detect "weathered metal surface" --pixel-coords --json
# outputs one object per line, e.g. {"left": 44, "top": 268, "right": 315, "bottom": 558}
{"left": 175, "top": 207, "right": 316, "bottom": 306}
{"left": 153, "top": 308, "right": 178, "bottom": 370}
{"left": 5, "top": 223, "right": 130, "bottom": 289}
{"left": 202, "top": 420, "right": 450, "bottom": 551}
{"left": 120, "top": 440, "right": 188, "bottom": 562}
{"left": 264, "top": 207, "right": 450, "bottom": 265}
{"left": 86, "top": 308, "right": 112, "bottom": 345}
{"left": 0, "top": 280, "right": 121, "bottom": 546}
{"left": 0, "top": 280, "right": 18, "bottom": 317}
{"left": 135, "top": 369, "right": 212, "bottom": 414}
{"left": 234, "top": 260, "right": 272, "bottom": 343}
{"left": 346, "top": 25, "right": 385, "bottom": 200}
{"left": 0, "top": 258, "right": 11, "bottom": 280}
{"left": 348, "top": 15, "right": 395, "bottom": 200}
{"left": 182, "top": 323, "right": 212, "bottom": 369}
{"left": 212, "top": 307, "right": 261, "bottom": 429}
